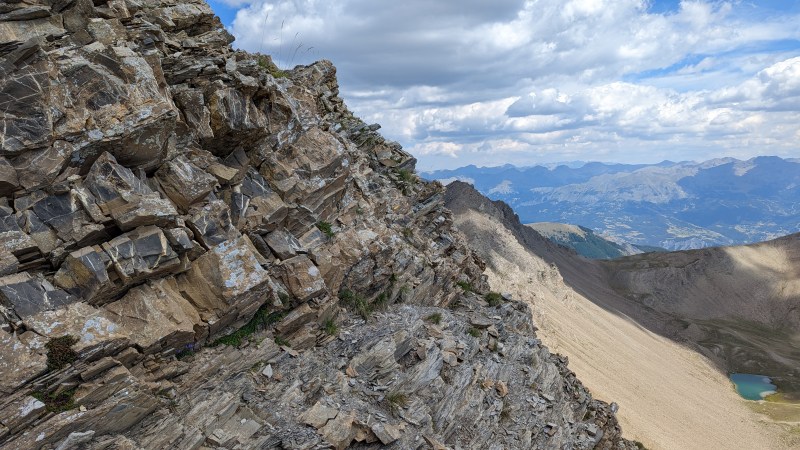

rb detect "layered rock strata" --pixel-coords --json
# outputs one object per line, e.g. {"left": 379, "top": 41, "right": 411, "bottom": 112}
{"left": 0, "top": 1, "right": 634, "bottom": 448}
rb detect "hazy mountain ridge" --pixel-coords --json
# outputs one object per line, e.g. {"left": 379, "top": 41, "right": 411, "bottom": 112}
{"left": 426, "top": 156, "right": 800, "bottom": 250}
{"left": 526, "top": 222, "right": 657, "bottom": 259}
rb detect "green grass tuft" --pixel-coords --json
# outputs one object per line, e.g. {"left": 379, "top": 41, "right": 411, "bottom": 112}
{"left": 257, "top": 56, "right": 288, "bottom": 78}
{"left": 485, "top": 292, "right": 503, "bottom": 307}
{"left": 339, "top": 289, "right": 372, "bottom": 320}
{"left": 322, "top": 318, "right": 339, "bottom": 336}
{"left": 270, "top": 68, "right": 288, "bottom": 78}
{"left": 316, "top": 221, "right": 335, "bottom": 238}
{"left": 396, "top": 169, "right": 414, "bottom": 183}
{"left": 374, "top": 292, "right": 389, "bottom": 309}
{"left": 386, "top": 392, "right": 408, "bottom": 407}
{"left": 426, "top": 313, "right": 442, "bottom": 325}
{"left": 340, "top": 289, "right": 372, "bottom": 320}
{"left": 339, "top": 288, "right": 394, "bottom": 320}
{"left": 468, "top": 327, "right": 481, "bottom": 338}
{"left": 212, "top": 305, "right": 284, "bottom": 347}
{"left": 456, "top": 281, "right": 474, "bottom": 293}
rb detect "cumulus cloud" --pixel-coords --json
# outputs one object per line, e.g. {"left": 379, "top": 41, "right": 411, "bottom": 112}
{"left": 219, "top": 0, "right": 800, "bottom": 169}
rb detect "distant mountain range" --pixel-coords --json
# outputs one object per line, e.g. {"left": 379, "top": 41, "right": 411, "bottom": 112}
{"left": 426, "top": 156, "right": 800, "bottom": 250}
{"left": 526, "top": 222, "right": 665, "bottom": 259}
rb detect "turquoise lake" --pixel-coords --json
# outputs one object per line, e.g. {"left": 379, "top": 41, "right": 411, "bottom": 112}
{"left": 730, "top": 373, "right": 776, "bottom": 400}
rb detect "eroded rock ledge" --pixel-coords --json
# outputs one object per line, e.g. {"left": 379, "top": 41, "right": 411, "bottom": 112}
{"left": 0, "top": 1, "right": 634, "bottom": 448}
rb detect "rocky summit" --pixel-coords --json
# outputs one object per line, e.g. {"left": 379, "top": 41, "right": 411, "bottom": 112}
{"left": 0, "top": 1, "right": 634, "bottom": 449}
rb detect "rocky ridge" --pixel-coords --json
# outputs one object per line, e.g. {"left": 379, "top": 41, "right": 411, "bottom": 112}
{"left": 0, "top": 1, "right": 634, "bottom": 448}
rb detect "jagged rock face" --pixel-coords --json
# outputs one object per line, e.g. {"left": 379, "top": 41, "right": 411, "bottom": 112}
{"left": 0, "top": 1, "right": 633, "bottom": 449}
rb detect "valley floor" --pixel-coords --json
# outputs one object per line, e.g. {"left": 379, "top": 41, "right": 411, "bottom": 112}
{"left": 455, "top": 209, "right": 796, "bottom": 450}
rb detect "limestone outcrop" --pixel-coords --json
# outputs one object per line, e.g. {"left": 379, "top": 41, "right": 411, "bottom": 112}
{"left": 0, "top": 1, "right": 634, "bottom": 448}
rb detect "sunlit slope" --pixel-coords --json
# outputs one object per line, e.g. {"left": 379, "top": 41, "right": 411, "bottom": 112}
{"left": 445, "top": 181, "right": 793, "bottom": 450}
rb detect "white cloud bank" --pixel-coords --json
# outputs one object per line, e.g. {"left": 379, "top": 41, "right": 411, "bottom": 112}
{"left": 222, "top": 0, "right": 800, "bottom": 169}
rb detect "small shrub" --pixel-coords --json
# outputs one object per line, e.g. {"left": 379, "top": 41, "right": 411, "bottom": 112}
{"left": 634, "top": 442, "right": 649, "bottom": 450}
{"left": 257, "top": 55, "right": 288, "bottom": 78}
{"left": 396, "top": 169, "right": 414, "bottom": 183}
{"left": 32, "top": 389, "right": 76, "bottom": 413}
{"left": 485, "top": 292, "right": 503, "bottom": 307}
{"left": 402, "top": 227, "right": 413, "bottom": 238}
{"left": 340, "top": 289, "right": 371, "bottom": 320}
{"left": 278, "top": 292, "right": 290, "bottom": 305}
{"left": 316, "top": 221, "right": 335, "bottom": 238}
{"left": 426, "top": 313, "right": 442, "bottom": 325}
{"left": 322, "top": 318, "right": 338, "bottom": 336}
{"left": 45, "top": 335, "right": 79, "bottom": 371}
{"left": 468, "top": 327, "right": 481, "bottom": 338}
{"left": 374, "top": 292, "right": 389, "bottom": 309}
{"left": 212, "top": 304, "right": 280, "bottom": 347}
{"left": 270, "top": 68, "right": 288, "bottom": 78}
{"left": 386, "top": 392, "right": 408, "bottom": 407}
{"left": 274, "top": 336, "right": 290, "bottom": 346}
{"left": 455, "top": 281, "right": 474, "bottom": 293}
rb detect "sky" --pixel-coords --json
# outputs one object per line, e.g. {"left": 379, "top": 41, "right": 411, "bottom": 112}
{"left": 207, "top": 0, "right": 800, "bottom": 170}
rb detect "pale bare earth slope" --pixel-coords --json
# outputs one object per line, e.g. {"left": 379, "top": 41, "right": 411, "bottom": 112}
{"left": 445, "top": 181, "right": 792, "bottom": 450}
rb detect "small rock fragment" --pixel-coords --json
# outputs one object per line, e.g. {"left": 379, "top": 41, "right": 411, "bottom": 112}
{"left": 496, "top": 380, "right": 509, "bottom": 398}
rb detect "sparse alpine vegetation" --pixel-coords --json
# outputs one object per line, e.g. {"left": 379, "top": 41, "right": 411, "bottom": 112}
{"left": 32, "top": 388, "right": 77, "bottom": 413}
{"left": 485, "top": 292, "right": 503, "bottom": 306}
{"left": 426, "top": 313, "right": 442, "bottom": 325}
{"left": 212, "top": 305, "right": 284, "bottom": 347}
{"left": 322, "top": 318, "right": 339, "bottom": 335}
{"left": 456, "top": 281, "right": 474, "bottom": 293}
{"left": 316, "top": 221, "right": 335, "bottom": 238}
{"left": 45, "top": 336, "right": 79, "bottom": 371}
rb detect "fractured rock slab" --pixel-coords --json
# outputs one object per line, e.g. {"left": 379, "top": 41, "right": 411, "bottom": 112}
{"left": 0, "top": 272, "right": 77, "bottom": 320}
{"left": 275, "top": 255, "right": 327, "bottom": 302}
{"left": 103, "top": 278, "right": 202, "bottom": 353}
{"left": 156, "top": 155, "right": 217, "bottom": 211}
{"left": 178, "top": 237, "right": 271, "bottom": 338}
